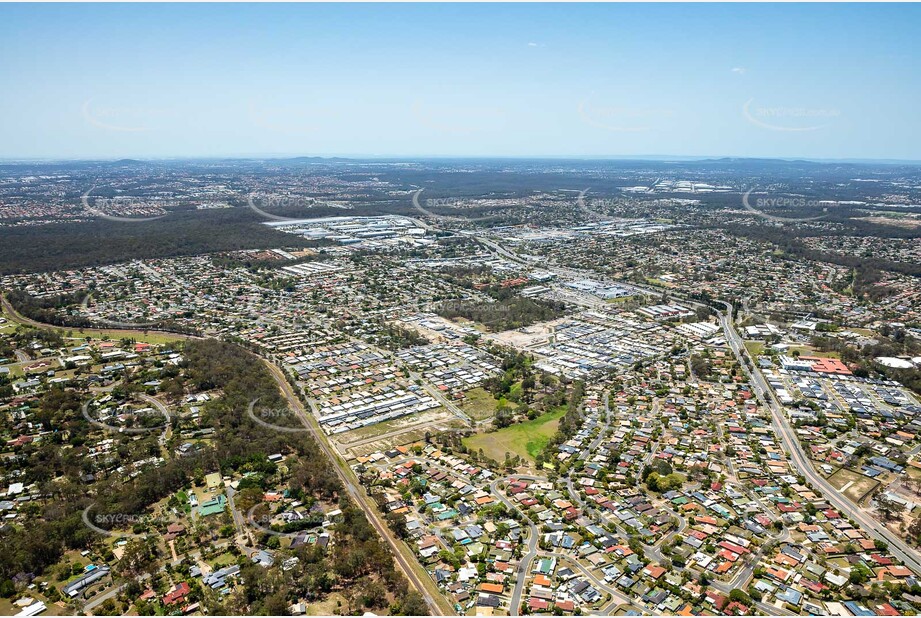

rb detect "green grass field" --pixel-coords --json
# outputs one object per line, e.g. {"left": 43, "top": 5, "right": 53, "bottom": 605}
{"left": 459, "top": 387, "right": 498, "bottom": 421}
{"left": 463, "top": 406, "right": 565, "bottom": 464}
{"left": 60, "top": 328, "right": 185, "bottom": 345}
{"left": 744, "top": 340, "right": 841, "bottom": 360}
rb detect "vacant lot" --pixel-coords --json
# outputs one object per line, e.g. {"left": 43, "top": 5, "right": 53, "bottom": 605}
{"left": 65, "top": 328, "right": 184, "bottom": 345}
{"left": 856, "top": 215, "right": 921, "bottom": 229}
{"left": 306, "top": 592, "right": 347, "bottom": 616}
{"left": 743, "top": 341, "right": 842, "bottom": 360}
{"left": 463, "top": 407, "right": 565, "bottom": 464}
{"left": 436, "top": 295, "right": 566, "bottom": 333}
{"left": 787, "top": 344, "right": 841, "bottom": 359}
{"left": 827, "top": 467, "right": 880, "bottom": 504}
{"left": 459, "top": 387, "right": 497, "bottom": 421}
{"left": 331, "top": 407, "right": 467, "bottom": 459}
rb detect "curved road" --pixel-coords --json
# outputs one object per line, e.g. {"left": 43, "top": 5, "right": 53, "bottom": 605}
{"left": 489, "top": 477, "right": 540, "bottom": 616}
{"left": 1, "top": 292, "right": 198, "bottom": 341}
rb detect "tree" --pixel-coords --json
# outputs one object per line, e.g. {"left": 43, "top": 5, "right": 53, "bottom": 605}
{"left": 116, "top": 538, "right": 159, "bottom": 578}
{"left": 394, "top": 591, "right": 429, "bottom": 616}
{"left": 908, "top": 516, "right": 921, "bottom": 543}
{"left": 849, "top": 563, "right": 873, "bottom": 585}
{"left": 360, "top": 580, "right": 387, "bottom": 609}
{"left": 876, "top": 494, "right": 905, "bottom": 521}
{"left": 495, "top": 407, "right": 514, "bottom": 429}
{"left": 96, "top": 599, "right": 119, "bottom": 616}
{"left": 386, "top": 511, "right": 408, "bottom": 539}
{"left": 729, "top": 589, "right": 752, "bottom": 605}
{"left": 646, "top": 471, "right": 685, "bottom": 493}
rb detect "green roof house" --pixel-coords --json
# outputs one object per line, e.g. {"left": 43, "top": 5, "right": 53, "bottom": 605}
{"left": 199, "top": 494, "right": 227, "bottom": 517}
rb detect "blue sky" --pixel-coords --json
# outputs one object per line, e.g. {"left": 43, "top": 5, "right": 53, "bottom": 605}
{"left": 1, "top": 3, "right": 919, "bottom": 160}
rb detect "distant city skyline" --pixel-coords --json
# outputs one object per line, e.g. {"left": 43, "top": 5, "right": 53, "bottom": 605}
{"left": 1, "top": 3, "right": 920, "bottom": 160}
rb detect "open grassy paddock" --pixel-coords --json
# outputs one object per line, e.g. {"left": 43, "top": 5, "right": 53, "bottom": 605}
{"left": 462, "top": 406, "right": 565, "bottom": 464}
{"left": 458, "top": 387, "right": 498, "bottom": 421}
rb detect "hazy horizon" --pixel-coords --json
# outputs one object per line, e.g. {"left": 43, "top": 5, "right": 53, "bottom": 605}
{"left": 3, "top": 154, "right": 921, "bottom": 166}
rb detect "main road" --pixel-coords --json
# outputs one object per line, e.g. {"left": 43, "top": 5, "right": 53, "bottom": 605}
{"left": 716, "top": 301, "right": 921, "bottom": 576}
{"left": 263, "top": 360, "right": 453, "bottom": 616}
{"left": 426, "top": 226, "right": 921, "bottom": 599}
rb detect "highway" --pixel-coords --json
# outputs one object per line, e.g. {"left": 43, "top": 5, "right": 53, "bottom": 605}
{"left": 461, "top": 230, "right": 921, "bottom": 604}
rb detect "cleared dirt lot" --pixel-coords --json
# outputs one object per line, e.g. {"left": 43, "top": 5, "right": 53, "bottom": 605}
{"left": 331, "top": 406, "right": 465, "bottom": 459}
{"left": 827, "top": 467, "right": 880, "bottom": 505}
{"left": 458, "top": 387, "right": 497, "bottom": 422}
{"left": 484, "top": 317, "right": 569, "bottom": 349}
